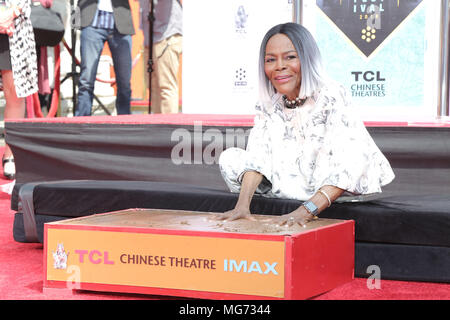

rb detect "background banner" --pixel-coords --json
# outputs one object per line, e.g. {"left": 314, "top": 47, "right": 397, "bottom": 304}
{"left": 303, "top": 0, "right": 442, "bottom": 119}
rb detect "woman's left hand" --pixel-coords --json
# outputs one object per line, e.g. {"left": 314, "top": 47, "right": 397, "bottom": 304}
{"left": 271, "top": 208, "right": 315, "bottom": 228}
{"left": 0, "top": 23, "right": 14, "bottom": 36}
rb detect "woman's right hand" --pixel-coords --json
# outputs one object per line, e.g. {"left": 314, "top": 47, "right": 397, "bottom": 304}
{"left": 211, "top": 206, "right": 256, "bottom": 222}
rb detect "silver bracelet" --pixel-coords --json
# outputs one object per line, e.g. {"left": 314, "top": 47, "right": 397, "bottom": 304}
{"left": 318, "top": 189, "right": 332, "bottom": 207}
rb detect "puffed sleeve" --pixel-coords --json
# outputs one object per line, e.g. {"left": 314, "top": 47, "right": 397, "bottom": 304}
{"left": 311, "top": 86, "right": 395, "bottom": 195}
{"left": 218, "top": 103, "right": 274, "bottom": 194}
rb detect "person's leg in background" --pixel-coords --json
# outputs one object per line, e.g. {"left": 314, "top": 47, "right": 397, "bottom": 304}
{"left": 1, "top": 69, "right": 25, "bottom": 179}
{"left": 143, "top": 44, "right": 149, "bottom": 102}
{"left": 108, "top": 28, "right": 132, "bottom": 115}
{"left": 151, "top": 34, "right": 182, "bottom": 114}
{"left": 76, "top": 26, "right": 107, "bottom": 116}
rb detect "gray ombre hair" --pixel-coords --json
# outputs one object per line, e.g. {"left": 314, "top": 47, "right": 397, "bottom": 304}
{"left": 258, "top": 23, "right": 326, "bottom": 105}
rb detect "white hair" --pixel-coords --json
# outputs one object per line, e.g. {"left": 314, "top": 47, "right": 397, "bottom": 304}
{"left": 258, "top": 23, "right": 327, "bottom": 105}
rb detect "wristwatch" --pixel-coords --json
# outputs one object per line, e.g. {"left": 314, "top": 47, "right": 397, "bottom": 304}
{"left": 302, "top": 200, "right": 319, "bottom": 216}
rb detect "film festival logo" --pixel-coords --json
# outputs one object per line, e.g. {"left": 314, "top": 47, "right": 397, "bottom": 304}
{"left": 52, "top": 243, "right": 81, "bottom": 290}
{"left": 317, "top": 0, "right": 423, "bottom": 57}
{"left": 233, "top": 66, "right": 250, "bottom": 94}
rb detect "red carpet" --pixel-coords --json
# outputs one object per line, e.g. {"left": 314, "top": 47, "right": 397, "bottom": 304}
{"left": 0, "top": 148, "right": 449, "bottom": 300}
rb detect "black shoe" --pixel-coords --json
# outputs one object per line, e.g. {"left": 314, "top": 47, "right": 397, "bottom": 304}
{"left": 2, "top": 157, "right": 15, "bottom": 180}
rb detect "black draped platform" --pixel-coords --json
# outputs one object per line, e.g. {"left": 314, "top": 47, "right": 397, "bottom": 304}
{"left": 5, "top": 114, "right": 450, "bottom": 283}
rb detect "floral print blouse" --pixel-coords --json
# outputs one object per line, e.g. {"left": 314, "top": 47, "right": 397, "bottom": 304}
{"left": 219, "top": 82, "right": 395, "bottom": 201}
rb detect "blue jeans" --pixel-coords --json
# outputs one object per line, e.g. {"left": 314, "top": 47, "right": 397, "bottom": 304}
{"left": 76, "top": 26, "right": 132, "bottom": 116}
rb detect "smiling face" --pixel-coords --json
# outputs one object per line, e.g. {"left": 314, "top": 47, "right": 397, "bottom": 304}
{"left": 264, "top": 33, "right": 302, "bottom": 101}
